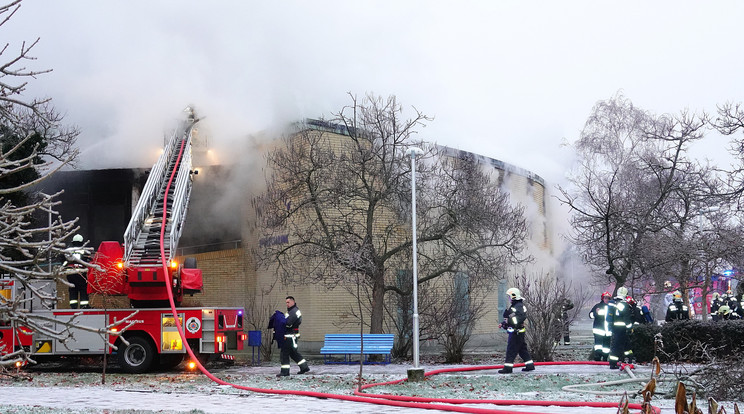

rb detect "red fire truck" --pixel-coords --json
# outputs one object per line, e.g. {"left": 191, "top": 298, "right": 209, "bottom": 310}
{"left": 0, "top": 108, "right": 246, "bottom": 373}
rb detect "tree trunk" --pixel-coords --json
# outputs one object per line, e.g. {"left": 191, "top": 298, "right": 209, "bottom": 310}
{"left": 701, "top": 261, "right": 710, "bottom": 321}
{"left": 370, "top": 271, "right": 386, "bottom": 334}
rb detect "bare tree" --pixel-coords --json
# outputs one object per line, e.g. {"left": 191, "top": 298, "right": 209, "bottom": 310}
{"left": 513, "top": 271, "right": 587, "bottom": 362}
{"left": 558, "top": 93, "right": 708, "bottom": 294}
{"left": 254, "top": 93, "right": 530, "bottom": 337}
{"left": 423, "top": 271, "right": 489, "bottom": 363}
{"left": 0, "top": 0, "right": 107, "bottom": 369}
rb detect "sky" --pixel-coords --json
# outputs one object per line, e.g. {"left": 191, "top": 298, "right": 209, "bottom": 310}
{"left": 5, "top": 0, "right": 744, "bottom": 185}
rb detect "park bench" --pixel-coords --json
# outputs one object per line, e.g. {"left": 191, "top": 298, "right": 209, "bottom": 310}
{"left": 319, "top": 333, "right": 395, "bottom": 364}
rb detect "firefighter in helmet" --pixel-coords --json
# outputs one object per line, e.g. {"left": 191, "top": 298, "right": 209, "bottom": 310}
{"left": 627, "top": 296, "right": 646, "bottom": 326}
{"left": 498, "top": 287, "right": 535, "bottom": 373}
{"left": 724, "top": 290, "right": 740, "bottom": 316}
{"left": 552, "top": 296, "right": 574, "bottom": 346}
{"left": 588, "top": 291, "right": 612, "bottom": 361}
{"left": 717, "top": 305, "right": 740, "bottom": 320}
{"left": 277, "top": 296, "right": 310, "bottom": 377}
{"left": 665, "top": 290, "right": 689, "bottom": 322}
{"left": 710, "top": 292, "right": 722, "bottom": 321}
{"left": 63, "top": 234, "right": 90, "bottom": 309}
{"left": 608, "top": 287, "right": 633, "bottom": 369}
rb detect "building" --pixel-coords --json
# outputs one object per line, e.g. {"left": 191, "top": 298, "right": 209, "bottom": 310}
{"left": 33, "top": 120, "right": 552, "bottom": 355}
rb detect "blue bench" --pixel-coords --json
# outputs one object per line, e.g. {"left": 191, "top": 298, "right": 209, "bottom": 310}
{"left": 319, "top": 334, "right": 395, "bottom": 364}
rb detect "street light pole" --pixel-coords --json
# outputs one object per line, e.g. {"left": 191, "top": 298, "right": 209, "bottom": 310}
{"left": 406, "top": 147, "right": 424, "bottom": 378}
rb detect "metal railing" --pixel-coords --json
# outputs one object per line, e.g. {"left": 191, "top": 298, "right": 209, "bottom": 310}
{"left": 123, "top": 115, "right": 197, "bottom": 264}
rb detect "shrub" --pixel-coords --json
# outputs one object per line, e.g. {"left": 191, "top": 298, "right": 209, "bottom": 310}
{"left": 630, "top": 320, "right": 744, "bottom": 363}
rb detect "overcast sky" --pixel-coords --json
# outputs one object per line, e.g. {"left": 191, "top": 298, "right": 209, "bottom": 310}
{"left": 5, "top": 0, "right": 744, "bottom": 184}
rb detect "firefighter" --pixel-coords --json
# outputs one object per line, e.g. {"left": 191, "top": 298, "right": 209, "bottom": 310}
{"left": 724, "top": 290, "right": 740, "bottom": 315}
{"left": 498, "top": 287, "right": 535, "bottom": 374}
{"left": 277, "top": 296, "right": 310, "bottom": 377}
{"left": 608, "top": 287, "right": 633, "bottom": 369}
{"left": 552, "top": 297, "right": 574, "bottom": 346}
{"left": 624, "top": 295, "right": 642, "bottom": 363}
{"left": 627, "top": 296, "right": 644, "bottom": 326}
{"left": 665, "top": 290, "right": 689, "bottom": 322}
{"left": 717, "top": 305, "right": 740, "bottom": 320}
{"left": 710, "top": 292, "right": 722, "bottom": 321}
{"left": 588, "top": 291, "right": 612, "bottom": 361}
{"left": 63, "top": 234, "right": 90, "bottom": 309}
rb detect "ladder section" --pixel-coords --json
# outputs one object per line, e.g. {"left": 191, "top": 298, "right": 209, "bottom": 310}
{"left": 124, "top": 109, "right": 198, "bottom": 267}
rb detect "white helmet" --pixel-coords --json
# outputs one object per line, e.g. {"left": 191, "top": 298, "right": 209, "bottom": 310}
{"left": 72, "top": 234, "right": 84, "bottom": 243}
{"left": 506, "top": 287, "right": 522, "bottom": 300}
{"left": 616, "top": 286, "right": 628, "bottom": 298}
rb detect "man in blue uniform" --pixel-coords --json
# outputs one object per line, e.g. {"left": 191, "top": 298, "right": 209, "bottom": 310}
{"left": 498, "top": 287, "right": 535, "bottom": 374}
{"left": 277, "top": 296, "right": 310, "bottom": 377}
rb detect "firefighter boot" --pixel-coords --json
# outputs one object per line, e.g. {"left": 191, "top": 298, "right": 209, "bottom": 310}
{"left": 298, "top": 361, "right": 310, "bottom": 375}
{"left": 497, "top": 366, "right": 512, "bottom": 374}
{"left": 522, "top": 362, "right": 535, "bottom": 372}
{"left": 276, "top": 366, "right": 290, "bottom": 377}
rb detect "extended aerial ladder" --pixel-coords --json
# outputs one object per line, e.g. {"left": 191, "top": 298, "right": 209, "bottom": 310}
{"left": 125, "top": 109, "right": 196, "bottom": 267}
{"left": 88, "top": 107, "right": 203, "bottom": 307}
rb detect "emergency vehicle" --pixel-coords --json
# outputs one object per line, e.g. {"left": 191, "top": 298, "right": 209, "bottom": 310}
{"left": 0, "top": 108, "right": 246, "bottom": 373}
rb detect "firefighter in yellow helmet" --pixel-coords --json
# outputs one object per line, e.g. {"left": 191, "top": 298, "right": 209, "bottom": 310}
{"left": 498, "top": 287, "right": 535, "bottom": 374}
{"left": 665, "top": 290, "right": 689, "bottom": 322}
{"left": 717, "top": 305, "right": 740, "bottom": 320}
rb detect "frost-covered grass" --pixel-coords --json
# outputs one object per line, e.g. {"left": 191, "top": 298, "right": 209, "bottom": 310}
{"left": 1, "top": 363, "right": 668, "bottom": 402}
{"left": 1, "top": 356, "right": 741, "bottom": 413}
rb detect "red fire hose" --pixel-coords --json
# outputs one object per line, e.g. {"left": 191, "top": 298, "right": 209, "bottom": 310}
{"left": 154, "top": 139, "right": 660, "bottom": 414}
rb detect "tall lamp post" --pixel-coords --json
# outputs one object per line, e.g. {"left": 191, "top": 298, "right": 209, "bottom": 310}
{"left": 406, "top": 147, "right": 425, "bottom": 381}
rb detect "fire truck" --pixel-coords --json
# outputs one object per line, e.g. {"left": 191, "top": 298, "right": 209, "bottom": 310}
{"left": 0, "top": 108, "right": 246, "bottom": 373}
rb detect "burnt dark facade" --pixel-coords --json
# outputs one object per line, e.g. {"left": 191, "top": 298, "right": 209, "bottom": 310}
{"left": 30, "top": 166, "right": 241, "bottom": 252}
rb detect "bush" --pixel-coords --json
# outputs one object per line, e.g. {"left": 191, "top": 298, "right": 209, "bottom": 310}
{"left": 630, "top": 320, "right": 744, "bottom": 363}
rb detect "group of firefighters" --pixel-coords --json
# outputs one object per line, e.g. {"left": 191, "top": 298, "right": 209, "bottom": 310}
{"left": 588, "top": 287, "right": 653, "bottom": 369}
{"left": 587, "top": 287, "right": 743, "bottom": 369}
{"left": 709, "top": 290, "right": 744, "bottom": 320}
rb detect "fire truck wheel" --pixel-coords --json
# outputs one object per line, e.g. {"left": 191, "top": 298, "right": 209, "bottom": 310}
{"left": 119, "top": 336, "right": 155, "bottom": 374}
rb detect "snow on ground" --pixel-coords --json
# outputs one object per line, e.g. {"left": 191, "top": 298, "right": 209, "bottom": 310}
{"left": 0, "top": 360, "right": 731, "bottom": 414}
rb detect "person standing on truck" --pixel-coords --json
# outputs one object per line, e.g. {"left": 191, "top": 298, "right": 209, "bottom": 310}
{"left": 277, "top": 296, "right": 310, "bottom": 377}
{"left": 63, "top": 234, "right": 90, "bottom": 309}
